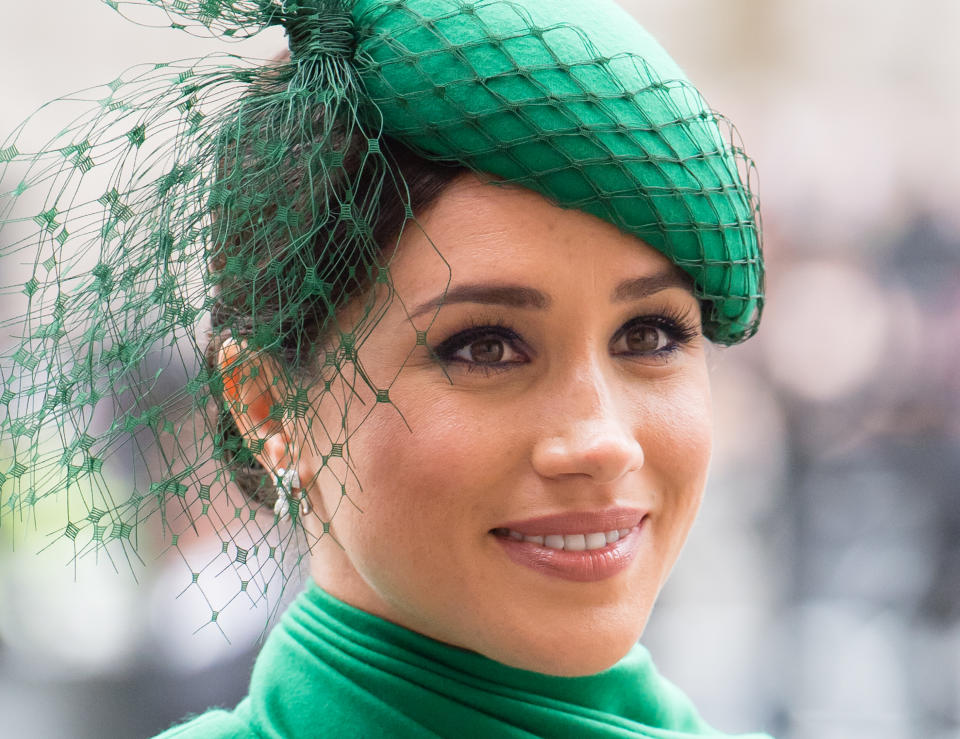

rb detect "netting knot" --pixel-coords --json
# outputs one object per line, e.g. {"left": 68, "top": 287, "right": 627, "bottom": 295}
{"left": 270, "top": 0, "right": 356, "bottom": 61}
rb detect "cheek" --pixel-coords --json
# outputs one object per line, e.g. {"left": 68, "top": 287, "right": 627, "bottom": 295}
{"left": 641, "top": 376, "right": 713, "bottom": 554}
{"left": 652, "top": 383, "right": 712, "bottom": 484}
{"left": 637, "top": 362, "right": 711, "bottom": 460}
{"left": 340, "top": 391, "right": 508, "bottom": 561}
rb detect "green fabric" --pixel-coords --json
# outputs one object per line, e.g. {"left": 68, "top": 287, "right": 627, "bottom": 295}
{"left": 156, "top": 580, "right": 774, "bottom": 738}
{"left": 352, "top": 0, "right": 763, "bottom": 343}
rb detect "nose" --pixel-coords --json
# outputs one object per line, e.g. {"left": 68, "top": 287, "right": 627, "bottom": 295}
{"left": 530, "top": 361, "right": 644, "bottom": 484}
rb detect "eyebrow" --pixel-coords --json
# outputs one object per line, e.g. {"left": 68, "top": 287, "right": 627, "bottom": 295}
{"left": 409, "top": 268, "right": 694, "bottom": 320}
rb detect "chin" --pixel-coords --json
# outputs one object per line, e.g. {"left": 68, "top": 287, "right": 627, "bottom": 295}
{"left": 509, "top": 639, "right": 639, "bottom": 677}
{"left": 479, "top": 614, "right": 648, "bottom": 677}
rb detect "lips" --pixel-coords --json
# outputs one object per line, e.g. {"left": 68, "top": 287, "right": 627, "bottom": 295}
{"left": 489, "top": 508, "right": 649, "bottom": 582}
{"left": 490, "top": 507, "right": 647, "bottom": 537}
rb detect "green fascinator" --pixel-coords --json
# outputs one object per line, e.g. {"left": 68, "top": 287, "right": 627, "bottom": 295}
{"left": 0, "top": 0, "right": 762, "bottom": 632}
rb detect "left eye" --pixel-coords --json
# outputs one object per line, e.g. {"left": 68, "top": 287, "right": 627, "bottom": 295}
{"left": 614, "top": 323, "right": 673, "bottom": 354}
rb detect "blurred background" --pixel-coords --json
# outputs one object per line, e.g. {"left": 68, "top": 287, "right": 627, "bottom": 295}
{"left": 1, "top": 1, "right": 958, "bottom": 737}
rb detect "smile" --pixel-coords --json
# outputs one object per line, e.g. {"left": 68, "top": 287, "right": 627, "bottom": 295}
{"left": 490, "top": 509, "right": 649, "bottom": 582}
{"left": 490, "top": 528, "right": 633, "bottom": 551}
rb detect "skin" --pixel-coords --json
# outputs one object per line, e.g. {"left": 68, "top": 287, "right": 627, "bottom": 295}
{"left": 221, "top": 172, "right": 713, "bottom": 677}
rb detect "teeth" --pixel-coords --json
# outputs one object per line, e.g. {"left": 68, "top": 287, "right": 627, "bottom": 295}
{"left": 585, "top": 532, "right": 607, "bottom": 549}
{"left": 499, "top": 528, "right": 632, "bottom": 551}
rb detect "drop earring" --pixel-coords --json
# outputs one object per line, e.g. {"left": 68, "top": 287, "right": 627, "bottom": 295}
{"left": 274, "top": 467, "right": 300, "bottom": 518}
{"left": 297, "top": 485, "right": 311, "bottom": 516}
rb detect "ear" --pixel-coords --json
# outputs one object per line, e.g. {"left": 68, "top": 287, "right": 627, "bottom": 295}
{"left": 217, "top": 338, "right": 293, "bottom": 474}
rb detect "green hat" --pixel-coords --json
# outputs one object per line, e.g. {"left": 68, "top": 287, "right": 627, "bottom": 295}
{"left": 0, "top": 0, "right": 762, "bottom": 632}
{"left": 355, "top": 0, "right": 763, "bottom": 342}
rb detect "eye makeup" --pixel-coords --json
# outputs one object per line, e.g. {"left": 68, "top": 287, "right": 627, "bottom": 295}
{"left": 427, "top": 304, "right": 702, "bottom": 378}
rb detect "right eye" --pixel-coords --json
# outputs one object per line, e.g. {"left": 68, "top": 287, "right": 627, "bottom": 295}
{"left": 429, "top": 324, "right": 528, "bottom": 376}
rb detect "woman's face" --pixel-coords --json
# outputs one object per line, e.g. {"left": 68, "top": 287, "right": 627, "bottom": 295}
{"left": 271, "top": 173, "right": 711, "bottom": 676}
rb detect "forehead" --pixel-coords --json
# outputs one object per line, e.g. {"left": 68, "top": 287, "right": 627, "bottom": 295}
{"left": 388, "top": 173, "right": 688, "bottom": 292}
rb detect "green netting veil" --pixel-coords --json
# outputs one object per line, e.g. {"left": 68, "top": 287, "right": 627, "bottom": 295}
{"left": 0, "top": 0, "right": 763, "bottom": 634}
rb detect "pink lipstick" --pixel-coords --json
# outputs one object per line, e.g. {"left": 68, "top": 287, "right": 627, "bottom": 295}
{"left": 490, "top": 508, "right": 648, "bottom": 582}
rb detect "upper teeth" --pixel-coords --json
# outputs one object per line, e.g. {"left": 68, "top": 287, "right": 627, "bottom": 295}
{"left": 499, "top": 528, "right": 632, "bottom": 550}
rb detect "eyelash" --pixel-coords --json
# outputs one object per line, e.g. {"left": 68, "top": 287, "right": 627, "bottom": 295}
{"left": 428, "top": 307, "right": 701, "bottom": 378}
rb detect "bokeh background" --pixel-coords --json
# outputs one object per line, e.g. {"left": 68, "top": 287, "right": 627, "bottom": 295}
{"left": 1, "top": 1, "right": 958, "bottom": 737}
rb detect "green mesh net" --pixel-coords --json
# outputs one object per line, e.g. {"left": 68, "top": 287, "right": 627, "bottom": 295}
{"left": 0, "top": 0, "right": 763, "bottom": 636}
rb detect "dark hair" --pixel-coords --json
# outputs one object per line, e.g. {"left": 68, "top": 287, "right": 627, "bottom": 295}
{"left": 205, "top": 55, "right": 467, "bottom": 503}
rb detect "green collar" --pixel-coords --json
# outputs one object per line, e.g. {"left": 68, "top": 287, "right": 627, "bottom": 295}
{"left": 226, "top": 580, "right": 773, "bottom": 738}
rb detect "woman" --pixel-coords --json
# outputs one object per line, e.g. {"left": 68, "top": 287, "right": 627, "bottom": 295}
{"left": 0, "top": 0, "right": 767, "bottom": 736}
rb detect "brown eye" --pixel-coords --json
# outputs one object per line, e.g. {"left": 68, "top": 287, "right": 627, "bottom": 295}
{"left": 431, "top": 324, "right": 525, "bottom": 375}
{"left": 468, "top": 337, "right": 505, "bottom": 363}
{"left": 624, "top": 324, "right": 667, "bottom": 353}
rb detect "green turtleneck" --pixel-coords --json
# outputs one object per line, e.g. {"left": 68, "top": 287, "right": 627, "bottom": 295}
{"left": 156, "top": 580, "right": 773, "bottom": 738}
